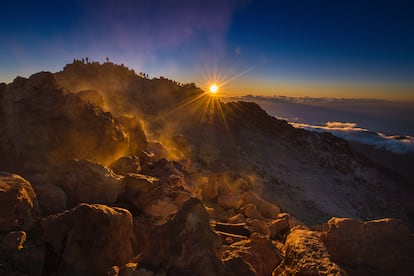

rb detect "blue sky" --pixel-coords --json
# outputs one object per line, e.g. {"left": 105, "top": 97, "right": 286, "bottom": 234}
{"left": 1, "top": 0, "right": 414, "bottom": 99}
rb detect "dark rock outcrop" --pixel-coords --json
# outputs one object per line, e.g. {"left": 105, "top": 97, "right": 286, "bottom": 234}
{"left": 41, "top": 203, "right": 135, "bottom": 276}
{"left": 46, "top": 159, "right": 124, "bottom": 208}
{"left": 0, "top": 72, "right": 129, "bottom": 174}
{"left": 321, "top": 217, "right": 414, "bottom": 275}
{"left": 140, "top": 198, "right": 224, "bottom": 275}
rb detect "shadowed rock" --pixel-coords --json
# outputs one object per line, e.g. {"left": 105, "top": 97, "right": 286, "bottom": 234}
{"left": 33, "top": 184, "right": 67, "bottom": 215}
{"left": 0, "top": 173, "right": 40, "bottom": 231}
{"left": 140, "top": 198, "right": 224, "bottom": 275}
{"left": 41, "top": 203, "right": 135, "bottom": 276}
{"left": 47, "top": 159, "right": 125, "bottom": 208}
{"left": 321, "top": 217, "right": 414, "bottom": 275}
{"left": 110, "top": 155, "right": 142, "bottom": 176}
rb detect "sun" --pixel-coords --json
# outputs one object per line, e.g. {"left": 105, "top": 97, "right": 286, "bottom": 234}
{"left": 209, "top": 84, "right": 218, "bottom": 94}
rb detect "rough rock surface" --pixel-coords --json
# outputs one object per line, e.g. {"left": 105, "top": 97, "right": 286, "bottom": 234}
{"left": 33, "top": 184, "right": 67, "bottom": 215}
{"left": 0, "top": 173, "right": 40, "bottom": 231}
{"left": 140, "top": 198, "right": 224, "bottom": 275}
{"left": 241, "top": 192, "right": 281, "bottom": 219}
{"left": 0, "top": 231, "right": 26, "bottom": 252}
{"left": 223, "top": 233, "right": 282, "bottom": 276}
{"left": 273, "top": 227, "right": 346, "bottom": 275}
{"left": 1, "top": 62, "right": 414, "bottom": 276}
{"left": 48, "top": 159, "right": 124, "bottom": 207}
{"left": 321, "top": 217, "right": 414, "bottom": 275}
{"left": 0, "top": 72, "right": 129, "bottom": 173}
{"left": 41, "top": 203, "right": 135, "bottom": 276}
{"left": 110, "top": 155, "right": 142, "bottom": 176}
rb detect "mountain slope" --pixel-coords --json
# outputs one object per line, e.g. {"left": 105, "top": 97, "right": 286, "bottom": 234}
{"left": 53, "top": 61, "right": 414, "bottom": 225}
{"left": 1, "top": 61, "right": 413, "bottom": 275}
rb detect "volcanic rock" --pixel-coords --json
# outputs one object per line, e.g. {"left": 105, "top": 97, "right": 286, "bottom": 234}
{"left": 76, "top": 89, "right": 104, "bottom": 107}
{"left": 269, "top": 218, "right": 290, "bottom": 239}
{"left": 117, "top": 116, "right": 148, "bottom": 155}
{"left": 0, "top": 231, "right": 26, "bottom": 252}
{"left": 110, "top": 155, "right": 142, "bottom": 176}
{"left": 122, "top": 172, "right": 190, "bottom": 220}
{"left": 213, "top": 222, "right": 250, "bottom": 237}
{"left": 0, "top": 173, "right": 40, "bottom": 232}
{"left": 245, "top": 219, "right": 271, "bottom": 236}
{"left": 0, "top": 72, "right": 129, "bottom": 173}
{"left": 0, "top": 231, "right": 45, "bottom": 276}
{"left": 241, "top": 192, "right": 280, "bottom": 219}
{"left": 41, "top": 203, "right": 135, "bottom": 276}
{"left": 33, "top": 184, "right": 67, "bottom": 215}
{"left": 243, "top": 203, "right": 264, "bottom": 220}
{"left": 140, "top": 198, "right": 224, "bottom": 275}
{"left": 217, "top": 193, "right": 242, "bottom": 210}
{"left": 223, "top": 256, "right": 256, "bottom": 276}
{"left": 273, "top": 227, "right": 345, "bottom": 275}
{"left": 46, "top": 159, "right": 124, "bottom": 208}
{"left": 321, "top": 217, "right": 414, "bottom": 275}
{"left": 223, "top": 233, "right": 282, "bottom": 276}
{"left": 109, "top": 262, "right": 166, "bottom": 276}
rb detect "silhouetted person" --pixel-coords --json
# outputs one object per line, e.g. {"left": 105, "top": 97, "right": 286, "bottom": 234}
{"left": 86, "top": 57, "right": 89, "bottom": 63}
{"left": 81, "top": 58, "right": 85, "bottom": 63}
{"left": 106, "top": 57, "right": 109, "bottom": 62}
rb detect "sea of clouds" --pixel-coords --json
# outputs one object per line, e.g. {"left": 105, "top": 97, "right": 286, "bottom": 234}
{"left": 290, "top": 121, "right": 414, "bottom": 154}
{"left": 225, "top": 95, "right": 414, "bottom": 154}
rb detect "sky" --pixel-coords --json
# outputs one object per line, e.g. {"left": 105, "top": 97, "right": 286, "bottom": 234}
{"left": 1, "top": 0, "right": 414, "bottom": 100}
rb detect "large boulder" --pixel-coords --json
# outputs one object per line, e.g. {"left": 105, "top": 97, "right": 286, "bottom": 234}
{"left": 140, "top": 198, "right": 224, "bottom": 275}
{"left": 41, "top": 203, "right": 135, "bottom": 276}
{"left": 321, "top": 217, "right": 414, "bottom": 275}
{"left": 0, "top": 173, "right": 40, "bottom": 232}
{"left": 122, "top": 173, "right": 191, "bottom": 219}
{"left": 0, "top": 72, "right": 129, "bottom": 173}
{"left": 273, "top": 227, "right": 345, "bottom": 275}
{"left": 48, "top": 159, "right": 124, "bottom": 208}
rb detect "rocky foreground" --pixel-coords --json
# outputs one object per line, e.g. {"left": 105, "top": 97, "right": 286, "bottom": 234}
{"left": 1, "top": 62, "right": 413, "bottom": 275}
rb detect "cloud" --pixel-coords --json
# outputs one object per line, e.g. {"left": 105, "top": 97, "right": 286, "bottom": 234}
{"left": 291, "top": 121, "right": 414, "bottom": 154}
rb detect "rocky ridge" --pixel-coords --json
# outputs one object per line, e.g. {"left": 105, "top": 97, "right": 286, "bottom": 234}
{"left": 0, "top": 61, "right": 413, "bottom": 275}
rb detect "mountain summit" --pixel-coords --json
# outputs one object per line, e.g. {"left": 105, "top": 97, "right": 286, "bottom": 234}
{"left": 1, "top": 61, "right": 413, "bottom": 275}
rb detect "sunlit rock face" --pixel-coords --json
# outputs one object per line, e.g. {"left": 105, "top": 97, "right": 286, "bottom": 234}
{"left": 0, "top": 72, "right": 129, "bottom": 174}
{"left": 55, "top": 61, "right": 203, "bottom": 119}
{"left": 273, "top": 227, "right": 346, "bottom": 275}
{"left": 41, "top": 204, "right": 135, "bottom": 276}
{"left": 178, "top": 99, "right": 414, "bottom": 225}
